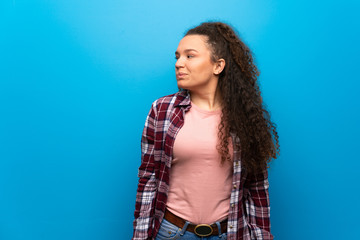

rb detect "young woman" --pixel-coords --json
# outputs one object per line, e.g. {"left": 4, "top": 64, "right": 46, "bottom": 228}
{"left": 132, "top": 22, "right": 280, "bottom": 240}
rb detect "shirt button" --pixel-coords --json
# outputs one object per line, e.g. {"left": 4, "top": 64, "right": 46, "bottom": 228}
{"left": 231, "top": 203, "right": 235, "bottom": 208}
{"left": 233, "top": 184, "right": 237, "bottom": 189}
{"left": 229, "top": 225, "right": 233, "bottom": 229}
{"left": 235, "top": 161, "right": 239, "bottom": 166}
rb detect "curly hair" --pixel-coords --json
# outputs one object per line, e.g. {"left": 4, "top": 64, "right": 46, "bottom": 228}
{"left": 185, "top": 22, "right": 280, "bottom": 175}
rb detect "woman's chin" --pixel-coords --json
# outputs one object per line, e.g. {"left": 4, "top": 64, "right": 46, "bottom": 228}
{"left": 176, "top": 83, "right": 186, "bottom": 89}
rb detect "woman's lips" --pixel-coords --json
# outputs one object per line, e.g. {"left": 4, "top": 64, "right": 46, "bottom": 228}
{"left": 176, "top": 73, "right": 188, "bottom": 79}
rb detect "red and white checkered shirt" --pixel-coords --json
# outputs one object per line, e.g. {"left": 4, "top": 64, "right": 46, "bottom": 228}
{"left": 132, "top": 90, "right": 273, "bottom": 240}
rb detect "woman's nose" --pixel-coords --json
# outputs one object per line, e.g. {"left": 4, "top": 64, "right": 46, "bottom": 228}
{"left": 175, "top": 57, "right": 184, "bottom": 68}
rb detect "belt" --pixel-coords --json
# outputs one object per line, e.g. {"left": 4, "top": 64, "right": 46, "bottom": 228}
{"left": 164, "top": 209, "right": 227, "bottom": 237}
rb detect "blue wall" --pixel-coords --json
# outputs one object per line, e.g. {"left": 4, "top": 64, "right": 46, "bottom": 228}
{"left": 1, "top": 0, "right": 359, "bottom": 239}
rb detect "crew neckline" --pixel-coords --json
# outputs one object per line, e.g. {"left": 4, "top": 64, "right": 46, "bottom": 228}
{"left": 190, "top": 101, "right": 222, "bottom": 115}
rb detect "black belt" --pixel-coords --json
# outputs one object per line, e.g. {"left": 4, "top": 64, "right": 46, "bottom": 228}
{"left": 164, "top": 209, "right": 227, "bottom": 237}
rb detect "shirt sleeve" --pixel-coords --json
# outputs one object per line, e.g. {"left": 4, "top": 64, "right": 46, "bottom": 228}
{"left": 243, "top": 169, "right": 274, "bottom": 240}
{"left": 132, "top": 102, "right": 158, "bottom": 240}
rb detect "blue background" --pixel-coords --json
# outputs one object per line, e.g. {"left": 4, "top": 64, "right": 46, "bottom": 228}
{"left": 1, "top": 0, "right": 359, "bottom": 239}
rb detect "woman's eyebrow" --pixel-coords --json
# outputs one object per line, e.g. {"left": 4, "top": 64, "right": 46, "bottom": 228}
{"left": 175, "top": 49, "right": 199, "bottom": 55}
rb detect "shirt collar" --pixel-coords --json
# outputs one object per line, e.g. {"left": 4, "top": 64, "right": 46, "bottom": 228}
{"left": 174, "top": 89, "right": 191, "bottom": 108}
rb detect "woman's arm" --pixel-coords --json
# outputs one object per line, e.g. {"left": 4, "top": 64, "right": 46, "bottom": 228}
{"left": 243, "top": 169, "right": 274, "bottom": 240}
{"left": 133, "top": 103, "right": 158, "bottom": 240}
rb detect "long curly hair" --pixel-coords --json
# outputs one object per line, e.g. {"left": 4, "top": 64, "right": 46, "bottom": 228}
{"left": 185, "top": 22, "right": 280, "bottom": 175}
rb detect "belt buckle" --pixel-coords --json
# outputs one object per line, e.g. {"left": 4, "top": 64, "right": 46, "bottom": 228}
{"left": 194, "top": 224, "right": 213, "bottom": 237}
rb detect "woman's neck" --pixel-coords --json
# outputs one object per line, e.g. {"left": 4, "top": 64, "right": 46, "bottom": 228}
{"left": 189, "top": 88, "right": 222, "bottom": 111}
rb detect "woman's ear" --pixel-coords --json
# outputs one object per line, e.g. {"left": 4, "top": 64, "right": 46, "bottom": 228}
{"left": 214, "top": 58, "right": 226, "bottom": 75}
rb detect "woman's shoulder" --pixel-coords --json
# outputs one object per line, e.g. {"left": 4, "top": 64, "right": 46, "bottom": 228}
{"left": 155, "top": 92, "right": 178, "bottom": 104}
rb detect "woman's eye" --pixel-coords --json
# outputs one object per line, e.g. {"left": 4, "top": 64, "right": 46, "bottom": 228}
{"left": 174, "top": 55, "right": 193, "bottom": 60}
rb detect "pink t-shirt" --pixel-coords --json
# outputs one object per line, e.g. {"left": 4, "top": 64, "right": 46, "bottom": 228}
{"left": 166, "top": 102, "right": 233, "bottom": 224}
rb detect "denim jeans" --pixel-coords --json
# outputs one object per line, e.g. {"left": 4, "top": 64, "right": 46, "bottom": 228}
{"left": 155, "top": 219, "right": 227, "bottom": 240}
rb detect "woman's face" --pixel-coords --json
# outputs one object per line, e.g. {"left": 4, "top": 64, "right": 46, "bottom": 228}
{"left": 175, "top": 35, "right": 219, "bottom": 92}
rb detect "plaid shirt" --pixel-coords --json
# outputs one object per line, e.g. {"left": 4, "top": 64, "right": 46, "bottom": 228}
{"left": 133, "top": 90, "right": 273, "bottom": 240}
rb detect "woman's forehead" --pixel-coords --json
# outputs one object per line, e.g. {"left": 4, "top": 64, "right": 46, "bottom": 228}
{"left": 176, "top": 35, "right": 210, "bottom": 52}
